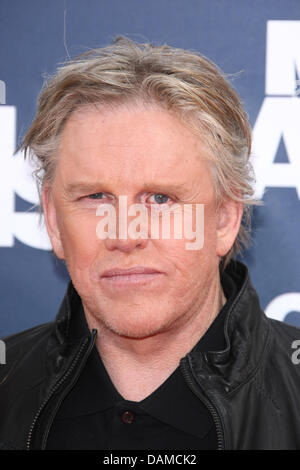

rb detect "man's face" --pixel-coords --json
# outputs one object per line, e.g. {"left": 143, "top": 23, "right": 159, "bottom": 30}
{"left": 44, "top": 104, "right": 240, "bottom": 339}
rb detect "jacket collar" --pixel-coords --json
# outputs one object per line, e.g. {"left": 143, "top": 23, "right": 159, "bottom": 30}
{"left": 188, "top": 260, "right": 270, "bottom": 394}
{"left": 44, "top": 281, "right": 93, "bottom": 396}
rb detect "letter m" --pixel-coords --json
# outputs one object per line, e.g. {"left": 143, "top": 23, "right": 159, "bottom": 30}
{"left": 266, "top": 21, "right": 300, "bottom": 95}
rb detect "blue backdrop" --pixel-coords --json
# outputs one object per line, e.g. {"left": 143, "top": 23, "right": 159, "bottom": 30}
{"left": 0, "top": 0, "right": 299, "bottom": 336}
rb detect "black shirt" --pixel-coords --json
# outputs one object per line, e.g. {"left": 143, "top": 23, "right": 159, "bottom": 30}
{"left": 46, "top": 271, "right": 236, "bottom": 450}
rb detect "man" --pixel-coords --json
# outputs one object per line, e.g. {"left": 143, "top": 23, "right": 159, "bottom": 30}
{"left": 0, "top": 37, "right": 299, "bottom": 450}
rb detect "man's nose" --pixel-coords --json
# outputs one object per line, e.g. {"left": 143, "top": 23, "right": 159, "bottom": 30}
{"left": 104, "top": 195, "right": 149, "bottom": 252}
{"left": 104, "top": 235, "right": 148, "bottom": 253}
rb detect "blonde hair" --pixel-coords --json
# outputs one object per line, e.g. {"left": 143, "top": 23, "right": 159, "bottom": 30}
{"left": 22, "top": 36, "right": 260, "bottom": 267}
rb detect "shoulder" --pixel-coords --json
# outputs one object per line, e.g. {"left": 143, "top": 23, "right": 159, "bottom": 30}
{"left": 0, "top": 322, "right": 54, "bottom": 384}
{"left": 1, "top": 321, "right": 54, "bottom": 355}
{"left": 268, "top": 317, "right": 300, "bottom": 343}
{"left": 262, "top": 316, "right": 300, "bottom": 384}
{"left": 0, "top": 323, "right": 55, "bottom": 450}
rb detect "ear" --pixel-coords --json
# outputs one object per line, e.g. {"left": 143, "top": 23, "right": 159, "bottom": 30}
{"left": 42, "top": 185, "right": 65, "bottom": 260}
{"left": 216, "top": 197, "right": 243, "bottom": 258}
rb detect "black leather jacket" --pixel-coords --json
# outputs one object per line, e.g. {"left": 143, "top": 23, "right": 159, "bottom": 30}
{"left": 0, "top": 260, "right": 300, "bottom": 450}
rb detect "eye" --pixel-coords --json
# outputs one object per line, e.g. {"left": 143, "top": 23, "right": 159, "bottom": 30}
{"left": 148, "top": 194, "right": 171, "bottom": 204}
{"left": 87, "top": 192, "right": 107, "bottom": 200}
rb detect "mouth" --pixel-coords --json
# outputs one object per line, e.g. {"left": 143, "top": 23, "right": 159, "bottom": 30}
{"left": 100, "top": 266, "right": 164, "bottom": 286}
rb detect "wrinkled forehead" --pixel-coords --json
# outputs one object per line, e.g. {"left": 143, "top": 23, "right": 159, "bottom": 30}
{"left": 54, "top": 103, "right": 215, "bottom": 198}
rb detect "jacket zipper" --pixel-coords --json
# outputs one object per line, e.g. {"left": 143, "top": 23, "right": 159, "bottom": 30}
{"left": 180, "top": 357, "right": 225, "bottom": 450}
{"left": 26, "top": 329, "right": 97, "bottom": 450}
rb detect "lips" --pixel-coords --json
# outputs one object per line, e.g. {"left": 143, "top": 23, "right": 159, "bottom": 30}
{"left": 101, "top": 266, "right": 162, "bottom": 278}
{"left": 99, "top": 265, "right": 164, "bottom": 287}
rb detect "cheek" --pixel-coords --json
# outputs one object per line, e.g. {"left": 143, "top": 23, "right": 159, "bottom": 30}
{"left": 58, "top": 211, "right": 101, "bottom": 266}
{"left": 159, "top": 205, "right": 219, "bottom": 283}
{"left": 158, "top": 239, "right": 204, "bottom": 282}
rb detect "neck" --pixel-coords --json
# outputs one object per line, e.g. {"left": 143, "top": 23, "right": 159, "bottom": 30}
{"left": 84, "top": 277, "right": 226, "bottom": 401}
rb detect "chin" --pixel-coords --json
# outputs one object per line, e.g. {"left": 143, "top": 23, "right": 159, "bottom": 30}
{"left": 102, "top": 314, "right": 171, "bottom": 340}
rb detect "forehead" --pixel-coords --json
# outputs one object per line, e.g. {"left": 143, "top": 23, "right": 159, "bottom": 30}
{"left": 56, "top": 103, "right": 213, "bottom": 192}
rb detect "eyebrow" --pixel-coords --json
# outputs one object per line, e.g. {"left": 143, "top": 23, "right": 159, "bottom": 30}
{"left": 64, "top": 182, "right": 107, "bottom": 196}
{"left": 63, "top": 181, "right": 188, "bottom": 197}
